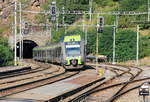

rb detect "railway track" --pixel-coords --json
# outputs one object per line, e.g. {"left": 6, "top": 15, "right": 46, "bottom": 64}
{"left": 106, "top": 66, "right": 142, "bottom": 102}
{"left": 47, "top": 64, "right": 128, "bottom": 102}
{"left": 81, "top": 76, "right": 150, "bottom": 102}
{"left": 0, "top": 70, "right": 79, "bottom": 98}
{"left": 50, "top": 64, "right": 149, "bottom": 102}
{"left": 0, "top": 67, "right": 62, "bottom": 89}
{"left": 70, "top": 64, "right": 150, "bottom": 102}
{"left": 0, "top": 60, "right": 81, "bottom": 98}
{"left": 1, "top": 61, "right": 148, "bottom": 102}
{"left": 0, "top": 60, "right": 60, "bottom": 88}
{"left": 0, "top": 60, "right": 50, "bottom": 79}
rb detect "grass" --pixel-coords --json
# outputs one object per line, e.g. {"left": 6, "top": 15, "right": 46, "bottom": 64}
{"left": 116, "top": 56, "right": 150, "bottom": 67}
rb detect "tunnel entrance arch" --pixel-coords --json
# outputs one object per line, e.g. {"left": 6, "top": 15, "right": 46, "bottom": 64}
{"left": 17, "top": 40, "right": 38, "bottom": 58}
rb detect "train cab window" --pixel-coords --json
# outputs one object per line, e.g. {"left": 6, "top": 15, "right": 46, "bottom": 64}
{"left": 66, "top": 47, "right": 80, "bottom": 56}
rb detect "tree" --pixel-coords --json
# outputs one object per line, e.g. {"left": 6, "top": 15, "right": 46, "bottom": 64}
{"left": 99, "top": 28, "right": 137, "bottom": 62}
{"left": 0, "top": 45, "right": 13, "bottom": 66}
{"left": 139, "top": 35, "right": 150, "bottom": 58}
{"left": 115, "top": 29, "right": 137, "bottom": 61}
{"left": 0, "top": 37, "right": 13, "bottom": 66}
{"left": 120, "top": 0, "right": 147, "bottom": 11}
{"left": 99, "top": 27, "right": 113, "bottom": 59}
{"left": 57, "top": 0, "right": 89, "bottom": 24}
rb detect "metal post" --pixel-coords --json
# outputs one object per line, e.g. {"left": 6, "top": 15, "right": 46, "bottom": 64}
{"left": 65, "top": 24, "right": 67, "bottom": 34}
{"left": 112, "top": 22, "right": 116, "bottom": 64}
{"left": 85, "top": 28, "right": 87, "bottom": 45}
{"left": 14, "top": 0, "right": 17, "bottom": 66}
{"left": 116, "top": 15, "right": 119, "bottom": 33}
{"left": 96, "top": 13, "right": 99, "bottom": 69}
{"left": 12, "top": 21, "right": 14, "bottom": 49}
{"left": 148, "top": 0, "right": 150, "bottom": 22}
{"left": 21, "top": 20, "right": 24, "bottom": 60}
{"left": 19, "top": 2, "right": 22, "bottom": 64}
{"left": 56, "top": 13, "right": 59, "bottom": 31}
{"left": 136, "top": 25, "right": 139, "bottom": 66}
{"left": 56, "top": 2, "right": 59, "bottom": 31}
{"left": 82, "top": 12, "right": 85, "bottom": 32}
{"left": 22, "top": 36, "right": 23, "bottom": 59}
{"left": 89, "top": 0, "right": 92, "bottom": 22}
{"left": 62, "top": 7, "right": 65, "bottom": 24}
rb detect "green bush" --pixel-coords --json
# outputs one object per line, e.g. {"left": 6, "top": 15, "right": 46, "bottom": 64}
{"left": 139, "top": 35, "right": 150, "bottom": 58}
{"left": 0, "top": 37, "right": 13, "bottom": 66}
{"left": 120, "top": 0, "right": 147, "bottom": 11}
{"left": 99, "top": 28, "right": 137, "bottom": 61}
{"left": 57, "top": 0, "right": 89, "bottom": 24}
{"left": 86, "top": 28, "right": 97, "bottom": 54}
{"left": 99, "top": 27, "right": 113, "bottom": 58}
{"left": 0, "top": 45, "right": 13, "bottom": 66}
{"left": 95, "top": 0, "right": 114, "bottom": 7}
{"left": 115, "top": 29, "right": 137, "bottom": 61}
{"left": 51, "top": 27, "right": 66, "bottom": 43}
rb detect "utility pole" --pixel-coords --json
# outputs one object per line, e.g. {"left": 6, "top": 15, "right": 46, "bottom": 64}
{"left": 89, "top": 0, "right": 92, "bottom": 22}
{"left": 82, "top": 12, "right": 85, "bottom": 32}
{"left": 85, "top": 28, "right": 87, "bottom": 59}
{"left": 56, "top": 12, "right": 59, "bottom": 31}
{"left": 116, "top": 15, "right": 119, "bottom": 33}
{"left": 148, "top": 0, "right": 150, "bottom": 22}
{"left": 19, "top": 2, "right": 22, "bottom": 64}
{"left": 14, "top": 0, "right": 17, "bottom": 66}
{"left": 85, "top": 28, "right": 87, "bottom": 45}
{"left": 136, "top": 25, "right": 139, "bottom": 66}
{"left": 96, "top": 13, "right": 100, "bottom": 69}
{"left": 112, "top": 22, "right": 116, "bottom": 64}
{"left": 65, "top": 24, "right": 67, "bottom": 34}
{"left": 62, "top": 7, "right": 65, "bottom": 24}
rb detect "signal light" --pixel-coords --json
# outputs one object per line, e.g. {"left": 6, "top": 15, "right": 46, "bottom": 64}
{"left": 98, "top": 16, "right": 104, "bottom": 33}
{"left": 99, "top": 16, "right": 104, "bottom": 27}
{"left": 24, "top": 22, "right": 28, "bottom": 29}
{"left": 50, "top": 1, "right": 56, "bottom": 22}
{"left": 22, "top": 22, "right": 29, "bottom": 34}
{"left": 51, "top": 6, "right": 56, "bottom": 15}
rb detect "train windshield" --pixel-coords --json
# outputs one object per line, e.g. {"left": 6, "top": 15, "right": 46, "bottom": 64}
{"left": 66, "top": 46, "right": 80, "bottom": 56}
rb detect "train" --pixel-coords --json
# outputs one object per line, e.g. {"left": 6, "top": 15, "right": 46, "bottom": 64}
{"left": 32, "top": 34, "right": 86, "bottom": 69}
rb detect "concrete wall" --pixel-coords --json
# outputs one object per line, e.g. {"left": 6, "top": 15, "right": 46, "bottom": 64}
{"left": 9, "top": 31, "right": 51, "bottom": 49}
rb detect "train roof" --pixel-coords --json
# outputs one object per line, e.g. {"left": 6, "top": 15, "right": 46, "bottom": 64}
{"left": 33, "top": 43, "right": 61, "bottom": 50}
{"left": 33, "top": 34, "right": 82, "bottom": 51}
{"left": 64, "top": 35, "right": 81, "bottom": 42}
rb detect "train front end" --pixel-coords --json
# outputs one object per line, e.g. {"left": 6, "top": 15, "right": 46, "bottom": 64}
{"left": 62, "top": 35, "right": 85, "bottom": 69}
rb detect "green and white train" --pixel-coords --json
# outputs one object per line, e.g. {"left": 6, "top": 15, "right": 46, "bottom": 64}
{"left": 33, "top": 34, "right": 86, "bottom": 69}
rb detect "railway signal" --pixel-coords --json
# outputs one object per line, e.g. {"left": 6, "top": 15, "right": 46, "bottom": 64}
{"left": 139, "top": 82, "right": 149, "bottom": 102}
{"left": 51, "top": 4, "right": 56, "bottom": 15}
{"left": 22, "top": 22, "right": 29, "bottom": 34}
{"left": 139, "top": 83, "right": 149, "bottom": 96}
{"left": 50, "top": 1, "right": 57, "bottom": 22}
{"left": 98, "top": 16, "right": 104, "bottom": 33}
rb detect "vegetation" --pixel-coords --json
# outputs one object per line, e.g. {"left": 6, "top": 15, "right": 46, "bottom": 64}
{"left": 119, "top": 0, "right": 147, "bottom": 11}
{"left": 0, "top": 0, "right": 150, "bottom": 66}
{"left": 0, "top": 36, "right": 13, "bottom": 66}
{"left": 139, "top": 35, "right": 150, "bottom": 58}
{"left": 115, "top": 29, "right": 137, "bottom": 61}
{"left": 47, "top": 0, "right": 150, "bottom": 62}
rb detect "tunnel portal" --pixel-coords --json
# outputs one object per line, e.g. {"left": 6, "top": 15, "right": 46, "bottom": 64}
{"left": 17, "top": 40, "right": 38, "bottom": 58}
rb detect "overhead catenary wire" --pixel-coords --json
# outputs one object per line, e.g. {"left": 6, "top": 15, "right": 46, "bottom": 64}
{"left": 20, "top": 10, "right": 148, "bottom": 15}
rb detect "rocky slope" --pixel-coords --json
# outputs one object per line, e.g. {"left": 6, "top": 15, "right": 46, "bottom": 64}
{"left": 0, "top": 0, "right": 47, "bottom": 37}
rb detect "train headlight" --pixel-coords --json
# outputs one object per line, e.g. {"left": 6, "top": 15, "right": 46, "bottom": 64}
{"left": 145, "top": 88, "right": 149, "bottom": 91}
